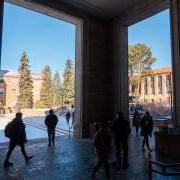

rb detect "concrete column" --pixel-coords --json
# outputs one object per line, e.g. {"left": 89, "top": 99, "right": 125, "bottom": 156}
{"left": 113, "top": 23, "right": 128, "bottom": 120}
{"left": 170, "top": 0, "right": 180, "bottom": 127}
{"left": 0, "top": 0, "right": 4, "bottom": 69}
{"left": 154, "top": 75, "right": 158, "bottom": 96}
{"left": 162, "top": 74, "right": 166, "bottom": 96}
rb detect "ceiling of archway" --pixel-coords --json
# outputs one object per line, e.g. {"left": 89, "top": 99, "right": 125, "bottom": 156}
{"left": 57, "top": 0, "right": 142, "bottom": 19}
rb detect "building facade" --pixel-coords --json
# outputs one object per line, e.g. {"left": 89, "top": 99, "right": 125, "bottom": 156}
{"left": 129, "top": 67, "right": 172, "bottom": 106}
{"left": 0, "top": 70, "right": 42, "bottom": 107}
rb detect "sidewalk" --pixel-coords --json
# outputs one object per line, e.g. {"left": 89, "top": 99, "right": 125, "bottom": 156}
{"left": 0, "top": 131, "right": 179, "bottom": 180}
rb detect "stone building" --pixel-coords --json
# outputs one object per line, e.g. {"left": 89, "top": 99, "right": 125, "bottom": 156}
{"left": 0, "top": 70, "right": 42, "bottom": 107}
{"left": 129, "top": 67, "right": 173, "bottom": 105}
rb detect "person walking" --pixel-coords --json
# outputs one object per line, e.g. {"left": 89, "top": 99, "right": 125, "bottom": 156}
{"left": 91, "top": 121, "right": 111, "bottom": 180}
{"left": 65, "top": 111, "right": 71, "bottom": 124}
{"left": 45, "top": 109, "right": 58, "bottom": 147}
{"left": 141, "top": 111, "right": 153, "bottom": 152}
{"left": 133, "top": 110, "right": 141, "bottom": 135}
{"left": 3, "top": 112, "right": 33, "bottom": 168}
{"left": 112, "top": 112, "right": 131, "bottom": 169}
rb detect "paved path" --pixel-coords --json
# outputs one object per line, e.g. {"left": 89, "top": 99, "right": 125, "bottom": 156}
{"left": 0, "top": 130, "right": 179, "bottom": 180}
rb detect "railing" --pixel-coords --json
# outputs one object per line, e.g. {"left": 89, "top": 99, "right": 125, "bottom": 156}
{"left": 149, "top": 160, "right": 180, "bottom": 180}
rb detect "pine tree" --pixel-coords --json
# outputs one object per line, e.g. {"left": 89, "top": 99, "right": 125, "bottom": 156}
{"left": 40, "top": 65, "right": 54, "bottom": 108}
{"left": 63, "top": 59, "right": 75, "bottom": 105}
{"left": 17, "top": 51, "right": 33, "bottom": 109}
{"left": 53, "top": 71, "right": 63, "bottom": 106}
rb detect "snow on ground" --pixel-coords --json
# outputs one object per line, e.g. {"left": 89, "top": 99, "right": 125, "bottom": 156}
{"left": 0, "top": 112, "right": 74, "bottom": 143}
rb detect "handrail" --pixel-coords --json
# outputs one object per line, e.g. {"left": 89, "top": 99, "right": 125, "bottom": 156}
{"left": 149, "top": 160, "right": 180, "bottom": 180}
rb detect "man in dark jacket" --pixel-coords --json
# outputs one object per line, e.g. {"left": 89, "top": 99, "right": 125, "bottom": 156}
{"left": 141, "top": 111, "right": 153, "bottom": 152}
{"left": 91, "top": 121, "right": 111, "bottom": 180}
{"left": 65, "top": 111, "right": 71, "bottom": 124}
{"left": 133, "top": 110, "right": 141, "bottom": 135}
{"left": 112, "top": 112, "right": 131, "bottom": 169}
{"left": 4, "top": 112, "right": 33, "bottom": 168}
{"left": 45, "top": 109, "right": 58, "bottom": 147}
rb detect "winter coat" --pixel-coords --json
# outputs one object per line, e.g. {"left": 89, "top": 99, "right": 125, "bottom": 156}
{"left": 141, "top": 115, "right": 153, "bottom": 136}
{"left": 45, "top": 114, "right": 58, "bottom": 129}
{"left": 94, "top": 128, "right": 111, "bottom": 158}
{"left": 10, "top": 118, "right": 27, "bottom": 144}
{"left": 133, "top": 113, "right": 141, "bottom": 126}
{"left": 112, "top": 118, "right": 131, "bottom": 141}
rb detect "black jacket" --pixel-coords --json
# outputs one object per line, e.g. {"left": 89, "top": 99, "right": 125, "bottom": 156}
{"left": 11, "top": 118, "right": 27, "bottom": 144}
{"left": 113, "top": 118, "right": 131, "bottom": 140}
{"left": 141, "top": 115, "right": 153, "bottom": 136}
{"left": 45, "top": 114, "right": 58, "bottom": 129}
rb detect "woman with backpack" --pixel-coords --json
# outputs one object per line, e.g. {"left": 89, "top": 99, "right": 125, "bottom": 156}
{"left": 4, "top": 112, "right": 33, "bottom": 168}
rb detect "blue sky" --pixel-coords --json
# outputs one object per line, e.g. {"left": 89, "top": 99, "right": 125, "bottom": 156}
{"left": 1, "top": 3, "right": 171, "bottom": 74}
{"left": 1, "top": 2, "right": 75, "bottom": 75}
{"left": 128, "top": 9, "right": 171, "bottom": 69}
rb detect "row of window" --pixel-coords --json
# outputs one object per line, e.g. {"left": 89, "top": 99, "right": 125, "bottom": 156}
{"left": 143, "top": 74, "right": 171, "bottom": 95}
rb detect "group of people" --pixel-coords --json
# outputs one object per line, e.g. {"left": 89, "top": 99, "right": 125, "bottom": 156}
{"left": 133, "top": 110, "right": 153, "bottom": 152}
{"left": 3, "top": 108, "right": 153, "bottom": 180}
{"left": 91, "top": 111, "right": 153, "bottom": 180}
{"left": 3, "top": 109, "right": 59, "bottom": 168}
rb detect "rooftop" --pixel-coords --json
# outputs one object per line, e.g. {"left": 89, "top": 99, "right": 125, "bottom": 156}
{"left": 0, "top": 70, "right": 42, "bottom": 80}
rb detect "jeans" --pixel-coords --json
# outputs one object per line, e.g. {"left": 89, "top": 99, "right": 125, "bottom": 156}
{"left": 92, "top": 156, "right": 110, "bottom": 180}
{"left": 5, "top": 142, "right": 28, "bottom": 162}
{"left": 48, "top": 128, "right": 55, "bottom": 146}
{"left": 115, "top": 138, "right": 128, "bottom": 167}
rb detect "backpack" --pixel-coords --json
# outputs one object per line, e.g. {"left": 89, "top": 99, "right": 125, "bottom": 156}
{"left": 4, "top": 121, "right": 14, "bottom": 138}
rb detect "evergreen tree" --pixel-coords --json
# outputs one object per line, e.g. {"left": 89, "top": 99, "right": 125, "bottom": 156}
{"left": 53, "top": 71, "right": 63, "bottom": 106}
{"left": 17, "top": 51, "right": 33, "bottom": 109}
{"left": 63, "top": 59, "right": 75, "bottom": 105}
{"left": 40, "top": 65, "right": 54, "bottom": 108}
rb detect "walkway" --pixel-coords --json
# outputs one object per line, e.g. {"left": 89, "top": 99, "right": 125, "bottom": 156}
{"left": 0, "top": 130, "right": 179, "bottom": 180}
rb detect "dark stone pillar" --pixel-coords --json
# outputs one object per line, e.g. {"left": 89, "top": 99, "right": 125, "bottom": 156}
{"left": 0, "top": 0, "right": 4, "bottom": 69}
{"left": 113, "top": 23, "right": 128, "bottom": 121}
{"left": 80, "top": 18, "right": 114, "bottom": 137}
{"left": 170, "top": 0, "right": 180, "bottom": 127}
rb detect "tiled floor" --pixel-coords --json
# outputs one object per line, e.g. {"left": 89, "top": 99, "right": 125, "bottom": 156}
{"left": 0, "top": 131, "right": 179, "bottom": 180}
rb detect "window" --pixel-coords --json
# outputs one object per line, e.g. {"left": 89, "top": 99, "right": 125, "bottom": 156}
{"left": 0, "top": 88, "right": 4, "bottom": 94}
{"left": 166, "top": 74, "right": 171, "bottom": 94}
{"left": 150, "top": 76, "right": 155, "bottom": 95}
{"left": 158, "top": 75, "right": 162, "bottom": 94}
{"left": 0, "top": 77, "right": 4, "bottom": 83}
{"left": 144, "top": 78, "right": 148, "bottom": 95}
{"left": 139, "top": 83, "right": 141, "bottom": 95}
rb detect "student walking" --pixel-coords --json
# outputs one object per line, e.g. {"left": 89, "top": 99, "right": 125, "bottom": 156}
{"left": 3, "top": 112, "right": 33, "bottom": 168}
{"left": 141, "top": 111, "right": 153, "bottom": 152}
{"left": 65, "top": 111, "right": 71, "bottom": 124}
{"left": 133, "top": 110, "right": 141, "bottom": 135}
{"left": 45, "top": 109, "right": 58, "bottom": 147}
{"left": 112, "top": 112, "right": 131, "bottom": 169}
{"left": 91, "top": 121, "right": 111, "bottom": 180}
